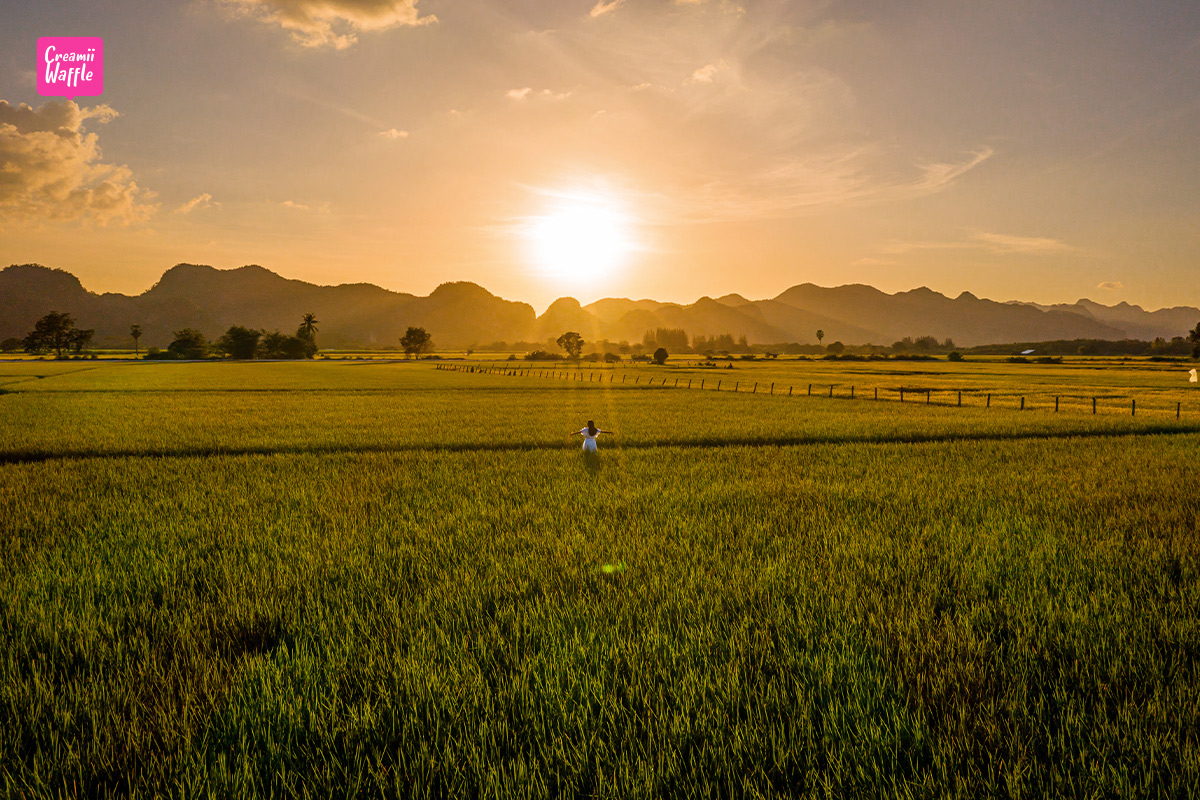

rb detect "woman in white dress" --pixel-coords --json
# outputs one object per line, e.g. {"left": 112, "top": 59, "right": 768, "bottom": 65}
{"left": 572, "top": 420, "right": 612, "bottom": 453}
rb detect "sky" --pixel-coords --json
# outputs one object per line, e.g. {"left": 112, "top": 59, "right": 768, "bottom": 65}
{"left": 1, "top": 0, "right": 1198, "bottom": 313}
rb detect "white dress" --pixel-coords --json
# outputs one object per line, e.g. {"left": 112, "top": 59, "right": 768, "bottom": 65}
{"left": 579, "top": 427, "right": 599, "bottom": 452}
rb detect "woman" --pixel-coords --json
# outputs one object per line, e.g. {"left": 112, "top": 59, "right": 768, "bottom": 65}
{"left": 572, "top": 420, "right": 613, "bottom": 453}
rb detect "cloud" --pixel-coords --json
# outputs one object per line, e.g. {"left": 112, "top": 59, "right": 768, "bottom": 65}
{"left": 1097, "top": 280, "right": 1124, "bottom": 291}
{"left": 379, "top": 128, "right": 409, "bottom": 139}
{"left": 506, "top": 87, "right": 572, "bottom": 102}
{"left": 175, "top": 193, "right": 219, "bottom": 214}
{"left": 687, "top": 60, "right": 728, "bottom": 83}
{"left": 878, "top": 229, "right": 1078, "bottom": 258}
{"left": 221, "top": 0, "right": 435, "bottom": 49}
{"left": 0, "top": 99, "right": 157, "bottom": 226}
{"left": 282, "top": 199, "right": 330, "bottom": 213}
{"left": 912, "top": 148, "right": 995, "bottom": 194}
{"left": 589, "top": 0, "right": 625, "bottom": 17}
{"left": 680, "top": 146, "right": 994, "bottom": 222}
{"left": 972, "top": 230, "right": 1075, "bottom": 255}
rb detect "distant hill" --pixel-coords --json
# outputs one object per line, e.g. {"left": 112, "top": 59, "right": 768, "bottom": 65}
{"left": 2, "top": 262, "right": 1197, "bottom": 349}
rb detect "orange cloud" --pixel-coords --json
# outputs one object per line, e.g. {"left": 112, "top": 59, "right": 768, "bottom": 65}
{"left": 0, "top": 100, "right": 156, "bottom": 226}
{"left": 175, "top": 193, "right": 219, "bottom": 214}
{"left": 221, "top": 0, "right": 435, "bottom": 49}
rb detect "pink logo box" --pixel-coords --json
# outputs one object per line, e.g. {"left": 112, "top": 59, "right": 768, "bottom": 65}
{"left": 38, "top": 37, "right": 104, "bottom": 101}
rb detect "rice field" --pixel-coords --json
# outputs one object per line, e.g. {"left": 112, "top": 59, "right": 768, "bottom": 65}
{"left": 1, "top": 359, "right": 1198, "bottom": 798}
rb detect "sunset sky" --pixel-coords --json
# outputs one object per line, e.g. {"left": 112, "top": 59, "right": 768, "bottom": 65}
{"left": 2, "top": 0, "right": 1198, "bottom": 312}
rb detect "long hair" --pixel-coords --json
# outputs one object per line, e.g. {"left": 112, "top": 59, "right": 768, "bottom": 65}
{"left": 587, "top": 420, "right": 597, "bottom": 436}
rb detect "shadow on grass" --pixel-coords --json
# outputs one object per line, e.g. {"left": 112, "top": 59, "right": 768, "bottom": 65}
{"left": 2, "top": 424, "right": 1198, "bottom": 465}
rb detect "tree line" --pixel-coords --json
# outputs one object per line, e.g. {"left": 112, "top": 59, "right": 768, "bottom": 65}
{"left": 1, "top": 312, "right": 448, "bottom": 362}
{"left": 6, "top": 313, "right": 1200, "bottom": 361}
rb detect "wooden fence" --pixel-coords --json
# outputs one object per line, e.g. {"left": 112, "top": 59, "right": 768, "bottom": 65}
{"left": 435, "top": 363, "right": 1190, "bottom": 419}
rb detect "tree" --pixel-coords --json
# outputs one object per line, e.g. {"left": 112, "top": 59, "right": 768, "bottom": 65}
{"left": 401, "top": 327, "right": 433, "bottom": 359}
{"left": 816, "top": 329, "right": 824, "bottom": 345}
{"left": 653, "top": 347, "right": 669, "bottom": 365}
{"left": 556, "top": 331, "right": 584, "bottom": 360}
{"left": 23, "top": 312, "right": 92, "bottom": 358}
{"left": 258, "top": 331, "right": 315, "bottom": 359}
{"left": 167, "top": 328, "right": 209, "bottom": 360}
{"left": 646, "top": 328, "right": 687, "bottom": 351}
{"left": 130, "top": 324, "right": 143, "bottom": 357}
{"left": 1, "top": 338, "right": 21, "bottom": 354}
{"left": 216, "top": 326, "right": 262, "bottom": 360}
{"left": 826, "top": 341, "right": 845, "bottom": 355}
{"left": 1190, "top": 321, "right": 1200, "bottom": 359}
{"left": 297, "top": 313, "right": 319, "bottom": 344}
{"left": 67, "top": 328, "right": 93, "bottom": 354}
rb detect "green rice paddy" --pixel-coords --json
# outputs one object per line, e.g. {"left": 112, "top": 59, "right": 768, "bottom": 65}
{"left": 1, "top": 358, "right": 1198, "bottom": 797}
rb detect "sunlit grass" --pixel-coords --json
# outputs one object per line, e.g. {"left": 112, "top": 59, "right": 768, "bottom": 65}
{"left": 1, "top": 360, "right": 1198, "bottom": 797}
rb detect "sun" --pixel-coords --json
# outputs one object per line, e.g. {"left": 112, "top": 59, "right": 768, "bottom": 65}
{"left": 524, "top": 193, "right": 635, "bottom": 283}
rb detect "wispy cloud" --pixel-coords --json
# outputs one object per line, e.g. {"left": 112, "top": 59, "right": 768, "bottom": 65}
{"left": 589, "top": 0, "right": 625, "bottom": 18}
{"left": 0, "top": 100, "right": 157, "bottom": 226}
{"left": 175, "top": 193, "right": 220, "bottom": 214}
{"left": 1097, "top": 280, "right": 1124, "bottom": 290}
{"left": 972, "top": 230, "right": 1076, "bottom": 255}
{"left": 912, "top": 148, "right": 995, "bottom": 194}
{"left": 506, "top": 87, "right": 573, "bottom": 101}
{"left": 878, "top": 229, "right": 1079, "bottom": 257}
{"left": 675, "top": 147, "right": 994, "bottom": 222}
{"left": 379, "top": 128, "right": 409, "bottom": 139}
{"left": 687, "top": 60, "right": 728, "bottom": 84}
{"left": 282, "top": 200, "right": 331, "bottom": 213}
{"left": 220, "top": 0, "right": 435, "bottom": 49}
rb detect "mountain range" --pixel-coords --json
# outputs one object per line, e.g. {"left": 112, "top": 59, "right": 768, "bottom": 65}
{"left": 2, "top": 263, "right": 1197, "bottom": 350}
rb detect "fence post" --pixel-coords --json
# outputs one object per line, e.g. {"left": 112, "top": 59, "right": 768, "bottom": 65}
{"left": 901, "top": 388, "right": 905, "bottom": 402}
{"left": 927, "top": 390, "right": 931, "bottom": 405}
{"left": 808, "top": 384, "right": 812, "bottom": 396}
{"left": 829, "top": 385, "right": 834, "bottom": 398}
{"left": 675, "top": 378, "right": 679, "bottom": 388}
{"left": 701, "top": 380, "right": 704, "bottom": 390}
{"left": 851, "top": 386, "right": 855, "bottom": 399}
{"left": 1020, "top": 396, "right": 1025, "bottom": 410}
{"left": 718, "top": 380, "right": 722, "bottom": 391}
{"left": 770, "top": 382, "right": 774, "bottom": 395}
{"left": 1055, "top": 396, "right": 1059, "bottom": 412}
{"left": 688, "top": 379, "right": 692, "bottom": 389}
{"left": 1132, "top": 399, "right": 1136, "bottom": 416}
{"left": 957, "top": 391, "right": 961, "bottom": 407}
{"left": 874, "top": 387, "right": 878, "bottom": 400}
{"left": 1092, "top": 397, "right": 1096, "bottom": 414}
{"left": 789, "top": 386, "right": 793, "bottom": 396}
{"left": 986, "top": 394, "right": 991, "bottom": 408}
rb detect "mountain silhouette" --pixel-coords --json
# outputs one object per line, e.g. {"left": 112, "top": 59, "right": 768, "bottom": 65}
{"left": 2, "top": 262, "right": 1196, "bottom": 350}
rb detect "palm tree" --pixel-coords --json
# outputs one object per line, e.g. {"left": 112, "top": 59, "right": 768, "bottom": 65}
{"left": 816, "top": 329, "right": 824, "bottom": 346}
{"left": 130, "top": 324, "right": 142, "bottom": 357}
{"left": 297, "top": 313, "right": 319, "bottom": 343}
